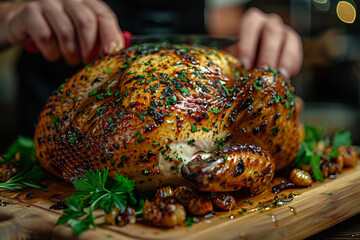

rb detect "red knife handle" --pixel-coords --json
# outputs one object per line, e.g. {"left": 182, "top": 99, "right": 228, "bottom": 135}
{"left": 123, "top": 31, "right": 132, "bottom": 48}
{"left": 24, "top": 38, "right": 40, "bottom": 53}
{"left": 24, "top": 30, "right": 132, "bottom": 54}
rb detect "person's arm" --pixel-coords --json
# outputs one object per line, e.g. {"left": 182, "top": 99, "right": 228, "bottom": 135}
{"left": 206, "top": 5, "right": 303, "bottom": 79}
{"left": 0, "top": 0, "right": 124, "bottom": 65}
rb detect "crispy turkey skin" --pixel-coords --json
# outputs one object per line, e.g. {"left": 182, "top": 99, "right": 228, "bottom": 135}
{"left": 34, "top": 44, "right": 301, "bottom": 192}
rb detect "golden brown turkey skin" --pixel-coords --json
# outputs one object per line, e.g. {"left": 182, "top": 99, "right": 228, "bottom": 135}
{"left": 182, "top": 144, "right": 275, "bottom": 194}
{"left": 34, "top": 44, "right": 301, "bottom": 191}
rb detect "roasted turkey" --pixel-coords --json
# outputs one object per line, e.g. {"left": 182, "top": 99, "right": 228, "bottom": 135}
{"left": 34, "top": 44, "right": 302, "bottom": 193}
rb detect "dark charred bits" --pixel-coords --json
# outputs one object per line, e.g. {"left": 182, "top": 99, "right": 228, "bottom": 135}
{"left": 272, "top": 181, "right": 296, "bottom": 194}
{"left": 234, "top": 160, "right": 245, "bottom": 177}
{"left": 50, "top": 201, "right": 68, "bottom": 210}
{"left": 25, "top": 192, "right": 34, "bottom": 199}
{"left": 253, "top": 127, "right": 260, "bottom": 135}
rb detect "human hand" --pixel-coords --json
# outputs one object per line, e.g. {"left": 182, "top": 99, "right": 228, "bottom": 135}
{"left": 4, "top": 0, "right": 124, "bottom": 65}
{"left": 237, "top": 8, "right": 303, "bottom": 78}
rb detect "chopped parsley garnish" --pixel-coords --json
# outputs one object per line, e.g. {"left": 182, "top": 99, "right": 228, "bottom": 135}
{"left": 191, "top": 125, "right": 197, "bottom": 133}
{"left": 133, "top": 131, "right": 140, "bottom": 137}
{"left": 179, "top": 71, "right": 188, "bottom": 79}
{"left": 53, "top": 114, "right": 59, "bottom": 131}
{"left": 165, "top": 95, "right": 177, "bottom": 106}
{"left": 184, "top": 217, "right": 200, "bottom": 227}
{"left": 243, "top": 200, "right": 255, "bottom": 205}
{"left": 271, "top": 127, "right": 278, "bottom": 132}
{"left": 202, "top": 127, "right": 209, "bottom": 132}
{"left": 137, "top": 112, "right": 145, "bottom": 121}
{"left": 137, "top": 137, "right": 144, "bottom": 143}
{"left": 105, "top": 69, "right": 111, "bottom": 73}
{"left": 171, "top": 166, "right": 179, "bottom": 172}
{"left": 272, "top": 94, "right": 281, "bottom": 103}
{"left": 212, "top": 108, "right": 221, "bottom": 115}
{"left": 181, "top": 86, "right": 190, "bottom": 96}
{"left": 268, "top": 66, "right": 278, "bottom": 74}
{"left": 188, "top": 139, "right": 195, "bottom": 146}
{"left": 150, "top": 85, "right": 156, "bottom": 94}
{"left": 88, "top": 89, "right": 99, "bottom": 97}
{"left": 220, "top": 82, "right": 234, "bottom": 93}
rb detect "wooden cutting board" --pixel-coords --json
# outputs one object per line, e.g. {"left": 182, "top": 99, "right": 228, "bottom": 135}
{"left": 1, "top": 164, "right": 360, "bottom": 240}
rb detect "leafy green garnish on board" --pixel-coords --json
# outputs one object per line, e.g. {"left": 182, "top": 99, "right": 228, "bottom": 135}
{"left": 294, "top": 125, "right": 352, "bottom": 181}
{"left": 1, "top": 136, "right": 36, "bottom": 167}
{"left": 57, "top": 169, "right": 142, "bottom": 235}
{"left": 333, "top": 130, "right": 352, "bottom": 150}
{"left": 0, "top": 136, "right": 44, "bottom": 191}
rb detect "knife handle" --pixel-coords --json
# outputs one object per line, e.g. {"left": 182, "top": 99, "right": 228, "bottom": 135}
{"left": 24, "top": 30, "right": 133, "bottom": 54}
{"left": 123, "top": 31, "right": 132, "bottom": 48}
{"left": 24, "top": 38, "right": 40, "bottom": 54}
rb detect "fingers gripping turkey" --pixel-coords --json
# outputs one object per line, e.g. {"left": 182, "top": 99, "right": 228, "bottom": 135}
{"left": 34, "top": 44, "right": 301, "bottom": 194}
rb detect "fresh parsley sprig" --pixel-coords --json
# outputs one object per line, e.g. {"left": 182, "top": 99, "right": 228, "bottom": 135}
{"left": 294, "top": 125, "right": 352, "bottom": 181}
{"left": 0, "top": 136, "right": 44, "bottom": 191}
{"left": 57, "top": 169, "right": 140, "bottom": 235}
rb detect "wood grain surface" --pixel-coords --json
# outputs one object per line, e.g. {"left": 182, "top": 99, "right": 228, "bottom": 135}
{"left": 0, "top": 164, "right": 360, "bottom": 240}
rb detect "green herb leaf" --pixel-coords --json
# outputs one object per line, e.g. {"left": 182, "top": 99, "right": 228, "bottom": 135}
{"left": 212, "top": 108, "right": 221, "bottom": 115}
{"left": 333, "top": 130, "right": 352, "bottom": 150}
{"left": 191, "top": 125, "right": 197, "bottom": 133}
{"left": 53, "top": 114, "right": 59, "bottom": 131}
{"left": 327, "top": 151, "right": 340, "bottom": 158}
{"left": 310, "top": 155, "right": 324, "bottom": 182}
{"left": 0, "top": 137, "right": 44, "bottom": 191}
{"left": 1, "top": 136, "right": 36, "bottom": 167}
{"left": 88, "top": 89, "right": 99, "bottom": 97}
{"left": 137, "top": 112, "right": 145, "bottom": 121}
{"left": 57, "top": 169, "right": 137, "bottom": 235}
{"left": 165, "top": 95, "right": 177, "bottom": 106}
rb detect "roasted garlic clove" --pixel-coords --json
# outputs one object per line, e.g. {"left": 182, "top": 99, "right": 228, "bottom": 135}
{"left": 289, "top": 168, "right": 313, "bottom": 187}
{"left": 321, "top": 157, "right": 343, "bottom": 178}
{"left": 0, "top": 163, "right": 18, "bottom": 182}
{"left": 173, "top": 186, "right": 197, "bottom": 208}
{"left": 188, "top": 195, "right": 213, "bottom": 216}
{"left": 211, "top": 192, "right": 236, "bottom": 211}
{"left": 143, "top": 199, "right": 186, "bottom": 227}
{"left": 104, "top": 206, "right": 136, "bottom": 226}
{"left": 337, "top": 146, "right": 359, "bottom": 167}
{"left": 155, "top": 186, "right": 174, "bottom": 198}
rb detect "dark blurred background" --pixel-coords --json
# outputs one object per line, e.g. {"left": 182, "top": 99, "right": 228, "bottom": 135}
{"left": 0, "top": 0, "right": 359, "bottom": 152}
{"left": 248, "top": 0, "right": 360, "bottom": 145}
